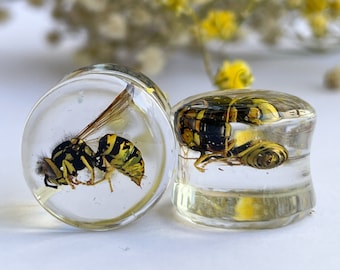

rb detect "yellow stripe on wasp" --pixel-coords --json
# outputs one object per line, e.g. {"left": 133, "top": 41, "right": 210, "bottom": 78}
{"left": 36, "top": 84, "right": 144, "bottom": 192}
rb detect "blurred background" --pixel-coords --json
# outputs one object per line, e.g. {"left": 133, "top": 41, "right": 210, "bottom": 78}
{"left": 1, "top": 1, "right": 340, "bottom": 269}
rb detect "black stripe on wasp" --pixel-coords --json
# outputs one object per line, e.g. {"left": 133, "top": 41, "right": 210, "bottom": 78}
{"left": 174, "top": 94, "right": 291, "bottom": 172}
{"left": 36, "top": 84, "right": 144, "bottom": 192}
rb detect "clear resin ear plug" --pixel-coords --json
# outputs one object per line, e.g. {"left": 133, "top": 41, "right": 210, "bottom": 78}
{"left": 172, "top": 89, "right": 316, "bottom": 229}
{"left": 21, "top": 64, "right": 177, "bottom": 230}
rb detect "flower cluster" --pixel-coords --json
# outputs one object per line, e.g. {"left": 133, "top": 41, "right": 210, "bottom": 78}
{"left": 288, "top": 0, "right": 340, "bottom": 39}
{"left": 200, "top": 10, "right": 238, "bottom": 41}
{"left": 33, "top": 0, "right": 257, "bottom": 89}
{"left": 2, "top": 0, "right": 340, "bottom": 90}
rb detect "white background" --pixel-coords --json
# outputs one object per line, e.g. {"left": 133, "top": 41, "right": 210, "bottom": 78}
{"left": 1, "top": 2, "right": 340, "bottom": 269}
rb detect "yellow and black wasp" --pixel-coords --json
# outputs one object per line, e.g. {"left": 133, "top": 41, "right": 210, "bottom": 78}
{"left": 174, "top": 93, "right": 289, "bottom": 172}
{"left": 37, "top": 84, "right": 144, "bottom": 192}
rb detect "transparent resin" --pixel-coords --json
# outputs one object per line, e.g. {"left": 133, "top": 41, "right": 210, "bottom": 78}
{"left": 172, "top": 89, "right": 316, "bottom": 229}
{"left": 22, "top": 64, "right": 177, "bottom": 230}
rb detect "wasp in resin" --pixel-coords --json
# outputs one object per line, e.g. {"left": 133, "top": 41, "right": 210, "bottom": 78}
{"left": 36, "top": 84, "right": 144, "bottom": 192}
{"left": 174, "top": 94, "right": 289, "bottom": 172}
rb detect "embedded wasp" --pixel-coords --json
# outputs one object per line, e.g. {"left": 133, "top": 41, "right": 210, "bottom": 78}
{"left": 36, "top": 84, "right": 144, "bottom": 192}
{"left": 174, "top": 93, "right": 289, "bottom": 172}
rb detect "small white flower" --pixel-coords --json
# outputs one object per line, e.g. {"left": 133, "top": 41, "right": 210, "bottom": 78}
{"left": 137, "top": 46, "right": 165, "bottom": 75}
{"left": 170, "top": 30, "right": 191, "bottom": 46}
{"left": 130, "top": 9, "right": 152, "bottom": 27}
{"left": 98, "top": 13, "right": 127, "bottom": 40}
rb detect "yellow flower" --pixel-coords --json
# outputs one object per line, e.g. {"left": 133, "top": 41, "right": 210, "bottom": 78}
{"left": 303, "top": 0, "right": 328, "bottom": 14}
{"left": 329, "top": 0, "right": 340, "bottom": 17}
{"left": 159, "top": 0, "right": 190, "bottom": 15}
{"left": 308, "top": 13, "right": 328, "bottom": 37}
{"left": 200, "top": 10, "right": 238, "bottom": 40}
{"left": 214, "top": 60, "right": 254, "bottom": 90}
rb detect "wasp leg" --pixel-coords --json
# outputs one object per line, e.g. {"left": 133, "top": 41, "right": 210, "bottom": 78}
{"left": 61, "top": 160, "right": 78, "bottom": 189}
{"left": 90, "top": 157, "right": 114, "bottom": 192}
{"left": 194, "top": 139, "right": 236, "bottom": 172}
{"left": 194, "top": 153, "right": 221, "bottom": 172}
{"left": 195, "top": 153, "right": 243, "bottom": 171}
{"left": 194, "top": 154, "right": 239, "bottom": 171}
{"left": 80, "top": 155, "right": 95, "bottom": 186}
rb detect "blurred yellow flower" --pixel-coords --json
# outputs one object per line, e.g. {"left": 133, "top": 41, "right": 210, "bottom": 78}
{"left": 159, "top": 0, "right": 190, "bottom": 15}
{"left": 308, "top": 13, "right": 328, "bottom": 37}
{"left": 303, "top": 0, "right": 328, "bottom": 14}
{"left": 200, "top": 10, "right": 238, "bottom": 40}
{"left": 214, "top": 60, "right": 254, "bottom": 89}
{"left": 329, "top": 0, "right": 340, "bottom": 17}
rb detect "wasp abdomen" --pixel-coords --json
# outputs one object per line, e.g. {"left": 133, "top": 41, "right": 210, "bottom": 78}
{"left": 95, "top": 134, "right": 144, "bottom": 186}
{"left": 237, "top": 141, "right": 288, "bottom": 169}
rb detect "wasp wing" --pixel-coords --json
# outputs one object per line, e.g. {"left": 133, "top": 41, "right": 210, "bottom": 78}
{"left": 77, "top": 84, "right": 134, "bottom": 139}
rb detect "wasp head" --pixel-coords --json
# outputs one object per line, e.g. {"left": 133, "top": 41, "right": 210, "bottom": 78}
{"left": 36, "top": 158, "right": 63, "bottom": 189}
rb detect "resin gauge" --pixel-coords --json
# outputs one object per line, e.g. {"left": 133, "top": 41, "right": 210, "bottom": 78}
{"left": 172, "top": 89, "right": 316, "bottom": 229}
{"left": 22, "top": 64, "right": 177, "bottom": 230}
